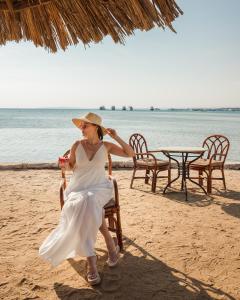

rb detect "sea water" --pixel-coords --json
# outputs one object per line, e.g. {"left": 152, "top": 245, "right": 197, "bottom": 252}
{"left": 0, "top": 108, "right": 239, "bottom": 163}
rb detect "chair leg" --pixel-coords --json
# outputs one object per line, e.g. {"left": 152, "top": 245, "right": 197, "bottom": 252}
{"left": 116, "top": 224, "right": 123, "bottom": 252}
{"left": 115, "top": 210, "right": 123, "bottom": 251}
{"left": 199, "top": 170, "right": 203, "bottom": 186}
{"left": 105, "top": 214, "right": 123, "bottom": 252}
{"left": 221, "top": 168, "right": 227, "bottom": 190}
{"left": 168, "top": 166, "right": 171, "bottom": 187}
{"left": 130, "top": 168, "right": 136, "bottom": 189}
{"left": 151, "top": 171, "right": 157, "bottom": 193}
{"left": 207, "top": 169, "right": 212, "bottom": 194}
{"left": 145, "top": 169, "right": 150, "bottom": 184}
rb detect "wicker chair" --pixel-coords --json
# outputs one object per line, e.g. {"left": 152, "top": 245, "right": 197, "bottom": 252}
{"left": 189, "top": 134, "right": 230, "bottom": 193}
{"left": 129, "top": 133, "right": 171, "bottom": 193}
{"left": 59, "top": 150, "right": 123, "bottom": 251}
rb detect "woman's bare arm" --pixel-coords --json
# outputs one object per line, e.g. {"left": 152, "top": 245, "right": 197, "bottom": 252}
{"left": 59, "top": 141, "right": 79, "bottom": 170}
{"left": 68, "top": 141, "right": 80, "bottom": 169}
{"left": 104, "top": 129, "right": 135, "bottom": 157}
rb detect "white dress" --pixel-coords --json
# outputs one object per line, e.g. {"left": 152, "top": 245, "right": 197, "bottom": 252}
{"left": 39, "top": 142, "right": 113, "bottom": 267}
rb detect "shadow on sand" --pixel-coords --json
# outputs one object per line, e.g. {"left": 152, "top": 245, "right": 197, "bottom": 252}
{"left": 221, "top": 203, "right": 240, "bottom": 219}
{"left": 132, "top": 182, "right": 214, "bottom": 207}
{"left": 54, "top": 237, "right": 235, "bottom": 300}
{"left": 133, "top": 182, "right": 240, "bottom": 219}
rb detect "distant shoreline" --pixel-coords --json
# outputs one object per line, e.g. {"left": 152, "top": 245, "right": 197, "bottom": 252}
{"left": 1, "top": 107, "right": 240, "bottom": 112}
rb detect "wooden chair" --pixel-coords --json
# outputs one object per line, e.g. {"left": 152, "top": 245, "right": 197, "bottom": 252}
{"left": 59, "top": 150, "right": 123, "bottom": 251}
{"left": 129, "top": 133, "right": 171, "bottom": 193}
{"left": 189, "top": 134, "right": 230, "bottom": 193}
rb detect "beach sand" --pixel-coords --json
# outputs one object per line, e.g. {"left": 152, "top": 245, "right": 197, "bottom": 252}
{"left": 0, "top": 169, "right": 239, "bottom": 300}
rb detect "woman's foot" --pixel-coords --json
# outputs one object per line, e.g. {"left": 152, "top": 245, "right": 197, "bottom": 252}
{"left": 86, "top": 256, "right": 101, "bottom": 286}
{"left": 107, "top": 244, "right": 120, "bottom": 268}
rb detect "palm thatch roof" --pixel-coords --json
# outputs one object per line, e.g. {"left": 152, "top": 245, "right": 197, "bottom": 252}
{"left": 0, "top": 0, "right": 183, "bottom": 52}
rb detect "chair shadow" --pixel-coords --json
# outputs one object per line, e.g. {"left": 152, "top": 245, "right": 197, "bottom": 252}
{"left": 214, "top": 189, "right": 240, "bottom": 201}
{"left": 53, "top": 237, "right": 235, "bottom": 300}
{"left": 134, "top": 184, "right": 240, "bottom": 220}
{"left": 132, "top": 182, "right": 214, "bottom": 207}
{"left": 162, "top": 190, "right": 213, "bottom": 207}
{"left": 202, "top": 188, "right": 240, "bottom": 218}
{"left": 221, "top": 203, "right": 240, "bottom": 219}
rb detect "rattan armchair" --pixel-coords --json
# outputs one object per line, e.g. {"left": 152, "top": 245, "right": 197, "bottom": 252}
{"left": 189, "top": 134, "right": 230, "bottom": 193}
{"left": 59, "top": 150, "right": 123, "bottom": 251}
{"left": 129, "top": 133, "right": 171, "bottom": 193}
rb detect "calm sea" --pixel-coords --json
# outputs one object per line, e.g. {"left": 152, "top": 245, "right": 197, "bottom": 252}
{"left": 0, "top": 108, "right": 239, "bottom": 163}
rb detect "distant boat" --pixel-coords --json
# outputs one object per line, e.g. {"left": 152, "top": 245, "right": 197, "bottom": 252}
{"left": 111, "top": 106, "right": 116, "bottom": 111}
{"left": 99, "top": 106, "right": 106, "bottom": 110}
{"left": 129, "top": 106, "right": 133, "bottom": 111}
{"left": 150, "top": 106, "right": 154, "bottom": 111}
{"left": 122, "top": 106, "right": 126, "bottom": 111}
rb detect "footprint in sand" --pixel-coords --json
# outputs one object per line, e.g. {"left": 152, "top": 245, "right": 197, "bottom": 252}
{"left": 31, "top": 284, "right": 47, "bottom": 292}
{"left": 17, "top": 277, "right": 46, "bottom": 290}
{"left": 32, "top": 227, "right": 48, "bottom": 234}
{"left": 101, "top": 273, "right": 121, "bottom": 292}
{"left": 17, "top": 277, "right": 28, "bottom": 286}
{"left": 0, "top": 281, "right": 9, "bottom": 287}
{"left": 0, "top": 223, "right": 7, "bottom": 229}
{"left": 30, "top": 198, "right": 38, "bottom": 202}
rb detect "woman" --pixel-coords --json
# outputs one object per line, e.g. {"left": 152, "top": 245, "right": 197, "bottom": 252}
{"left": 39, "top": 112, "right": 135, "bottom": 285}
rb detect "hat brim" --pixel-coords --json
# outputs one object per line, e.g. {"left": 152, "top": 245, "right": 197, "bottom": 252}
{"left": 72, "top": 118, "right": 107, "bottom": 135}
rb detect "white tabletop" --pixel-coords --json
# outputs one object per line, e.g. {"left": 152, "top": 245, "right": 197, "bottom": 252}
{"left": 158, "top": 147, "right": 206, "bottom": 154}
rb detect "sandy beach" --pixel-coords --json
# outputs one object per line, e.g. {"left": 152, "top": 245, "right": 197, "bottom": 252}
{"left": 0, "top": 168, "right": 239, "bottom": 300}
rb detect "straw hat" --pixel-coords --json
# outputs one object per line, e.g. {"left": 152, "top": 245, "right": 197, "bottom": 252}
{"left": 72, "top": 112, "right": 107, "bottom": 135}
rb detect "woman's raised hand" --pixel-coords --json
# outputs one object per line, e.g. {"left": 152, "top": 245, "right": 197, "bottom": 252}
{"left": 106, "top": 128, "right": 118, "bottom": 139}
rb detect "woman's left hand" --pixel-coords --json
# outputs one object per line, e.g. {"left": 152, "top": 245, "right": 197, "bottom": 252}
{"left": 106, "top": 128, "right": 118, "bottom": 139}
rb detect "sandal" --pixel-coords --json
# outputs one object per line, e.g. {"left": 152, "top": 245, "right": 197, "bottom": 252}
{"left": 87, "top": 271, "right": 101, "bottom": 286}
{"left": 107, "top": 245, "right": 120, "bottom": 268}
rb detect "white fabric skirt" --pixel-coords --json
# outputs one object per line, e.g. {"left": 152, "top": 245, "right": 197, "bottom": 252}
{"left": 39, "top": 184, "right": 113, "bottom": 267}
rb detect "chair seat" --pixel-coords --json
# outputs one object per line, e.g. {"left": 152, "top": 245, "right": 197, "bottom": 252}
{"left": 190, "top": 158, "right": 223, "bottom": 168}
{"left": 136, "top": 158, "right": 169, "bottom": 168}
{"left": 104, "top": 197, "right": 115, "bottom": 208}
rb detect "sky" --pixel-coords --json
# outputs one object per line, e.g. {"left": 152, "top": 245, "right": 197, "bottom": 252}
{"left": 0, "top": 0, "right": 240, "bottom": 109}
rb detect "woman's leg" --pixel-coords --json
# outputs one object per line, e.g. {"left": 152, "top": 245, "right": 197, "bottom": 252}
{"left": 86, "top": 255, "right": 98, "bottom": 274}
{"left": 86, "top": 255, "right": 101, "bottom": 285}
{"left": 86, "top": 216, "right": 118, "bottom": 281}
{"left": 99, "top": 216, "right": 118, "bottom": 261}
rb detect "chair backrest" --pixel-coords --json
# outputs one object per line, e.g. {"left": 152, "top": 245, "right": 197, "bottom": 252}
{"left": 129, "top": 133, "right": 149, "bottom": 161}
{"left": 202, "top": 134, "right": 230, "bottom": 163}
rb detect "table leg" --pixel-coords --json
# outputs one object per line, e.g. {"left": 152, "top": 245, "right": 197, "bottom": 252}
{"left": 162, "top": 151, "right": 207, "bottom": 201}
{"left": 163, "top": 153, "right": 181, "bottom": 194}
{"left": 182, "top": 153, "right": 189, "bottom": 201}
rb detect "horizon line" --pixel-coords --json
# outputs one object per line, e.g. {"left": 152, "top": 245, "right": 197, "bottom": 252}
{"left": 1, "top": 106, "right": 240, "bottom": 109}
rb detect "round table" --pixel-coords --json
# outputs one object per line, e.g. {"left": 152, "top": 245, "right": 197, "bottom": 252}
{"left": 159, "top": 147, "right": 207, "bottom": 201}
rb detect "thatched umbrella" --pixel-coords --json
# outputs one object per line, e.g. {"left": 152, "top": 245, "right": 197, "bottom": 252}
{"left": 0, "top": 0, "right": 183, "bottom": 52}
